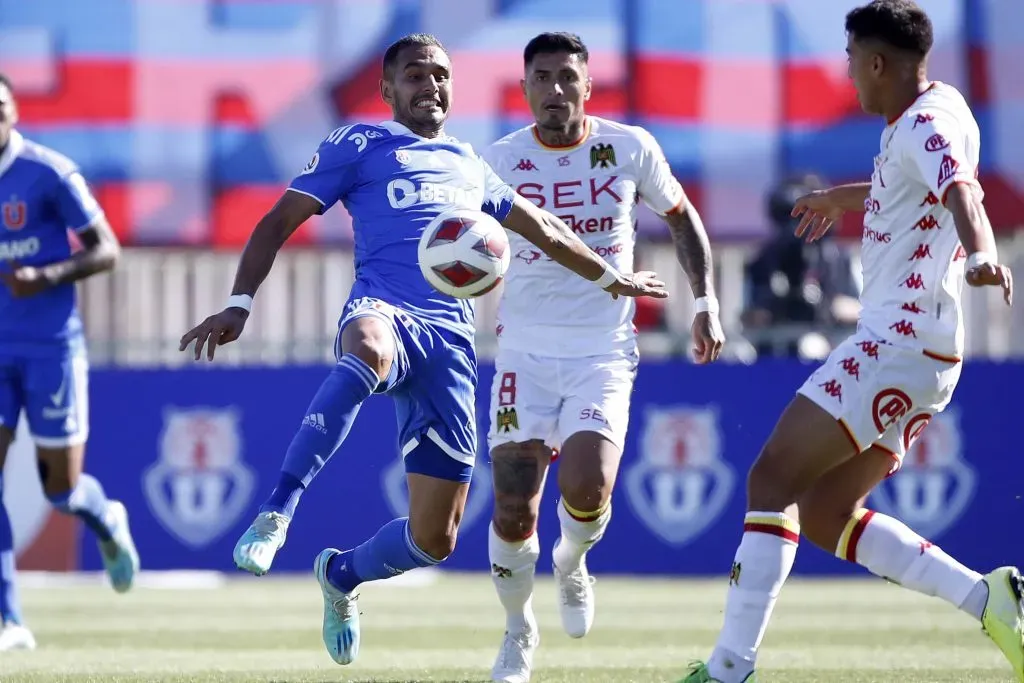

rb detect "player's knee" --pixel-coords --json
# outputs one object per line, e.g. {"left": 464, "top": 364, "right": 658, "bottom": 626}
{"left": 560, "top": 470, "right": 611, "bottom": 514}
{"left": 340, "top": 318, "right": 393, "bottom": 379}
{"left": 746, "top": 441, "right": 801, "bottom": 511}
{"left": 412, "top": 526, "right": 458, "bottom": 562}
{"left": 492, "top": 498, "right": 537, "bottom": 542}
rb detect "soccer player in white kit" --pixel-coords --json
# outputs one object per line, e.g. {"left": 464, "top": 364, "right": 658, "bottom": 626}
{"left": 481, "top": 32, "right": 725, "bottom": 683}
{"left": 680, "top": 3, "right": 1020, "bottom": 683}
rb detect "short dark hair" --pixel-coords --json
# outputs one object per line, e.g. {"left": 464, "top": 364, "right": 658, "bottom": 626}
{"left": 0, "top": 72, "right": 11, "bottom": 93}
{"left": 523, "top": 32, "right": 589, "bottom": 67}
{"left": 382, "top": 33, "right": 448, "bottom": 79}
{"left": 845, "top": 0, "right": 933, "bottom": 57}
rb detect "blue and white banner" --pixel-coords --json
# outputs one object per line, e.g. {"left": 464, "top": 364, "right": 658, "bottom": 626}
{"left": 26, "top": 360, "right": 1013, "bottom": 577}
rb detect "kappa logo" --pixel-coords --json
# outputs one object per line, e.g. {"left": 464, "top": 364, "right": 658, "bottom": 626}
{"left": 870, "top": 408, "right": 975, "bottom": 540}
{"left": 623, "top": 406, "right": 734, "bottom": 547}
{"left": 395, "top": 149, "right": 411, "bottom": 165}
{"left": 2, "top": 195, "right": 26, "bottom": 231}
{"left": 143, "top": 407, "right": 256, "bottom": 548}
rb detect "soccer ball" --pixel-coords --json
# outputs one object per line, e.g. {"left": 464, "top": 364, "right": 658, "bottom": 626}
{"left": 418, "top": 208, "right": 511, "bottom": 299}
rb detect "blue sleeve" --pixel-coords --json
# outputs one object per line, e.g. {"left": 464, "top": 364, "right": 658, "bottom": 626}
{"left": 54, "top": 171, "right": 104, "bottom": 232}
{"left": 480, "top": 157, "right": 515, "bottom": 222}
{"left": 287, "top": 125, "right": 364, "bottom": 214}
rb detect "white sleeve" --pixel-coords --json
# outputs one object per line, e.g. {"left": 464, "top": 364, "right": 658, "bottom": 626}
{"left": 902, "top": 112, "right": 979, "bottom": 204}
{"left": 480, "top": 142, "right": 504, "bottom": 175}
{"left": 635, "top": 128, "right": 686, "bottom": 215}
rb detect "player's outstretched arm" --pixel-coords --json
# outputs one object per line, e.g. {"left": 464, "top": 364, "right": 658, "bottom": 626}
{"left": 178, "top": 190, "right": 322, "bottom": 360}
{"left": 500, "top": 194, "right": 668, "bottom": 300}
{"left": 945, "top": 183, "right": 1013, "bottom": 305}
{"left": 662, "top": 202, "right": 724, "bottom": 363}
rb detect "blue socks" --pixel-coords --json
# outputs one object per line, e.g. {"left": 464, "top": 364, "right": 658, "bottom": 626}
{"left": 260, "top": 354, "right": 379, "bottom": 519}
{"left": 47, "top": 473, "right": 114, "bottom": 542}
{"left": 325, "top": 517, "right": 440, "bottom": 593}
{"left": 0, "top": 474, "right": 22, "bottom": 625}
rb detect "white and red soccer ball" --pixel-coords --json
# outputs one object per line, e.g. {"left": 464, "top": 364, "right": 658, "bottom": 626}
{"left": 418, "top": 208, "right": 511, "bottom": 299}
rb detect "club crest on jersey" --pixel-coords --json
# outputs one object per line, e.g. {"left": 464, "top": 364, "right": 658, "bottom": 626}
{"left": 395, "top": 149, "right": 411, "bottom": 165}
{"left": 590, "top": 143, "right": 616, "bottom": 169}
{"left": 2, "top": 195, "right": 26, "bottom": 231}
{"left": 496, "top": 407, "right": 519, "bottom": 433}
{"left": 300, "top": 153, "right": 319, "bottom": 176}
{"left": 869, "top": 408, "right": 975, "bottom": 540}
{"left": 143, "top": 407, "right": 256, "bottom": 548}
{"left": 624, "top": 406, "right": 734, "bottom": 546}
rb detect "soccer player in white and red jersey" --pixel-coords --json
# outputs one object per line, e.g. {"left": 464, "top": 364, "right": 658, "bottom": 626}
{"left": 680, "top": 3, "right": 1019, "bottom": 683}
{"left": 481, "top": 32, "right": 725, "bottom": 683}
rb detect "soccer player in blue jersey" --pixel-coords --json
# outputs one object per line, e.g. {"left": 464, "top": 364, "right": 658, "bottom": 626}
{"left": 179, "top": 33, "right": 666, "bottom": 666}
{"left": 0, "top": 73, "right": 140, "bottom": 651}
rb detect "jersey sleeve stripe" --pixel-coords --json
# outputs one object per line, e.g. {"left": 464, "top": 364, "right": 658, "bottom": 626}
{"left": 665, "top": 195, "right": 687, "bottom": 215}
{"left": 286, "top": 187, "right": 326, "bottom": 206}
{"left": 70, "top": 209, "right": 105, "bottom": 233}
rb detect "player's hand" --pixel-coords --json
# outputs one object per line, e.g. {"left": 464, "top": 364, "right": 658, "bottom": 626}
{"left": 0, "top": 260, "right": 50, "bottom": 298}
{"left": 691, "top": 312, "right": 725, "bottom": 364}
{"left": 179, "top": 307, "right": 249, "bottom": 361}
{"left": 966, "top": 262, "right": 1013, "bottom": 305}
{"left": 792, "top": 190, "right": 845, "bottom": 243}
{"left": 604, "top": 270, "right": 669, "bottom": 300}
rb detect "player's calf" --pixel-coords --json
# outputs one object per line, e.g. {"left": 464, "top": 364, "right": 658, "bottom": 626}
{"left": 799, "top": 449, "right": 986, "bottom": 622}
{"left": 0, "top": 468, "right": 27, "bottom": 633}
{"left": 489, "top": 441, "right": 548, "bottom": 639}
{"left": 551, "top": 431, "right": 620, "bottom": 639}
{"left": 38, "top": 448, "right": 139, "bottom": 593}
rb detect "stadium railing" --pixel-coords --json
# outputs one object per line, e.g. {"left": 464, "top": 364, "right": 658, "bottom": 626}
{"left": 77, "top": 235, "right": 1024, "bottom": 367}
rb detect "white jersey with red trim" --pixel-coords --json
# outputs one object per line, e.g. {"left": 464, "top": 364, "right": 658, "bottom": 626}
{"left": 482, "top": 116, "right": 686, "bottom": 358}
{"left": 859, "top": 81, "right": 980, "bottom": 361}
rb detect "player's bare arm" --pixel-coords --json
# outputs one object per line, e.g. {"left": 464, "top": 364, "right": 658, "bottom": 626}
{"left": 501, "top": 194, "right": 668, "bottom": 300}
{"left": 0, "top": 216, "right": 120, "bottom": 299}
{"left": 792, "top": 182, "right": 872, "bottom": 242}
{"left": 662, "top": 202, "right": 724, "bottom": 363}
{"left": 945, "top": 182, "right": 1013, "bottom": 305}
{"left": 179, "top": 190, "right": 322, "bottom": 360}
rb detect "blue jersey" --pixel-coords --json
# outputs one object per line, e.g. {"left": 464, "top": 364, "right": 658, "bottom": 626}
{"left": 288, "top": 120, "right": 516, "bottom": 341}
{"left": 0, "top": 130, "right": 104, "bottom": 352}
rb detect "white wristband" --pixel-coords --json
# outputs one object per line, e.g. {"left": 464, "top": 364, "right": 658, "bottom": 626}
{"left": 694, "top": 296, "right": 719, "bottom": 315}
{"left": 595, "top": 264, "right": 619, "bottom": 289}
{"left": 226, "top": 294, "right": 253, "bottom": 313}
{"left": 965, "top": 251, "right": 996, "bottom": 271}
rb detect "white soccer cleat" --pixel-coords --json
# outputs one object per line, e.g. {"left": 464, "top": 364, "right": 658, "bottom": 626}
{"left": 313, "top": 548, "right": 361, "bottom": 665}
{"left": 554, "top": 553, "right": 596, "bottom": 638}
{"left": 233, "top": 511, "right": 290, "bottom": 576}
{"left": 99, "top": 500, "right": 139, "bottom": 594}
{"left": 0, "top": 623, "right": 36, "bottom": 651}
{"left": 491, "top": 629, "right": 539, "bottom": 683}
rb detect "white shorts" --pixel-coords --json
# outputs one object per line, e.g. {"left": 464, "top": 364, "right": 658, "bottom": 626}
{"left": 487, "top": 347, "right": 639, "bottom": 452}
{"left": 798, "top": 329, "right": 962, "bottom": 474}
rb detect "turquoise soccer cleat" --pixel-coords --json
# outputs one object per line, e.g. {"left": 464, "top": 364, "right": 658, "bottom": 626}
{"left": 313, "top": 548, "right": 361, "bottom": 665}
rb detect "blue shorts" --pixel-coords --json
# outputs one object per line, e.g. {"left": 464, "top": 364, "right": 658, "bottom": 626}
{"left": 338, "top": 297, "right": 478, "bottom": 483}
{"left": 0, "top": 343, "right": 89, "bottom": 448}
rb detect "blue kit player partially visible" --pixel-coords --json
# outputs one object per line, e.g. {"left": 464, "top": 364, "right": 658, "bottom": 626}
{"left": 0, "top": 73, "right": 140, "bottom": 651}
{"left": 179, "top": 33, "right": 667, "bottom": 667}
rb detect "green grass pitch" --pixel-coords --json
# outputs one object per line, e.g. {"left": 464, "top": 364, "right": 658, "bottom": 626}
{"left": 0, "top": 571, "right": 1015, "bottom": 682}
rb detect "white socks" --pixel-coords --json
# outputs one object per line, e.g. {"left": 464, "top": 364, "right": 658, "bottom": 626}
{"left": 837, "top": 509, "right": 984, "bottom": 617}
{"left": 489, "top": 523, "right": 540, "bottom": 635}
{"left": 552, "top": 499, "right": 611, "bottom": 572}
{"left": 708, "top": 511, "right": 800, "bottom": 683}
